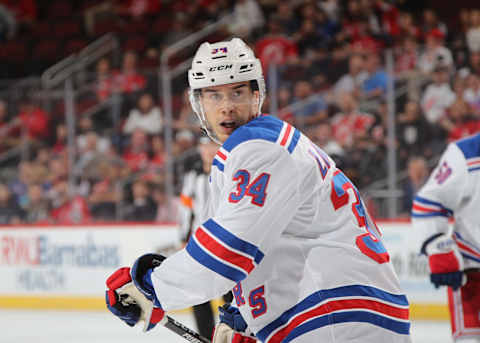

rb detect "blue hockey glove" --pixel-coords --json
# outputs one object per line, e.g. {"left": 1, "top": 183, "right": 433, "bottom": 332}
{"left": 105, "top": 253, "right": 166, "bottom": 331}
{"left": 219, "top": 304, "right": 248, "bottom": 332}
{"left": 421, "top": 233, "right": 466, "bottom": 291}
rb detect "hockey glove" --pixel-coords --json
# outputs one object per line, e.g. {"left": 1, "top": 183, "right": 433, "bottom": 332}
{"left": 421, "top": 233, "right": 466, "bottom": 291}
{"left": 105, "top": 253, "right": 166, "bottom": 331}
{"left": 212, "top": 304, "right": 257, "bottom": 343}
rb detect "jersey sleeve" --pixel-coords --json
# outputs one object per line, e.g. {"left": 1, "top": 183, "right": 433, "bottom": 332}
{"left": 151, "top": 141, "right": 301, "bottom": 310}
{"left": 411, "top": 143, "right": 469, "bottom": 239}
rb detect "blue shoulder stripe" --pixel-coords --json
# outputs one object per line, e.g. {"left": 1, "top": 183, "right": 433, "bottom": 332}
{"left": 222, "top": 115, "right": 283, "bottom": 152}
{"left": 456, "top": 133, "right": 480, "bottom": 159}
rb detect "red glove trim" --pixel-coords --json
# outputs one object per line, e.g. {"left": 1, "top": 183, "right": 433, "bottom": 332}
{"left": 150, "top": 307, "right": 165, "bottom": 324}
{"left": 106, "top": 267, "right": 132, "bottom": 290}
{"left": 429, "top": 251, "right": 460, "bottom": 274}
{"left": 106, "top": 289, "right": 117, "bottom": 306}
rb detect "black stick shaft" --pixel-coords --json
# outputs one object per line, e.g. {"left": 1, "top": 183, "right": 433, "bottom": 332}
{"left": 163, "top": 315, "right": 212, "bottom": 343}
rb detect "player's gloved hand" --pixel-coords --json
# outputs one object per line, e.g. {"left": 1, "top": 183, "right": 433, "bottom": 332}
{"left": 212, "top": 304, "right": 256, "bottom": 343}
{"left": 105, "top": 253, "right": 166, "bottom": 331}
{"left": 421, "top": 233, "right": 466, "bottom": 291}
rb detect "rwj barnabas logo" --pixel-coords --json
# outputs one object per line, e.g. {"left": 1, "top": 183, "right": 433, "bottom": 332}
{"left": 0, "top": 234, "right": 120, "bottom": 267}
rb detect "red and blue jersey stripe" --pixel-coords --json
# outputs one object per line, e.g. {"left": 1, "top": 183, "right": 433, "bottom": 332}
{"left": 212, "top": 147, "right": 228, "bottom": 172}
{"left": 256, "top": 284, "right": 410, "bottom": 343}
{"left": 467, "top": 157, "right": 480, "bottom": 173}
{"left": 453, "top": 232, "right": 480, "bottom": 263}
{"left": 186, "top": 218, "right": 264, "bottom": 282}
{"left": 411, "top": 196, "right": 453, "bottom": 218}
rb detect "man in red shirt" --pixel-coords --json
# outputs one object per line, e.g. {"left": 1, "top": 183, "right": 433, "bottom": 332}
{"left": 255, "top": 16, "right": 298, "bottom": 73}
{"left": 16, "top": 100, "right": 50, "bottom": 141}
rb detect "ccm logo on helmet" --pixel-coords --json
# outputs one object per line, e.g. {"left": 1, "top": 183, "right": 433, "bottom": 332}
{"left": 209, "top": 64, "right": 233, "bottom": 72}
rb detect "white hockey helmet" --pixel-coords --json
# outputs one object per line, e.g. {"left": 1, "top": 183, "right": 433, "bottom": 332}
{"left": 188, "top": 38, "right": 266, "bottom": 143}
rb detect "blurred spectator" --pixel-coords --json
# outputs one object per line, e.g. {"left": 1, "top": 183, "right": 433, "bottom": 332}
{"left": 114, "top": 51, "right": 146, "bottom": 94}
{"left": 362, "top": 52, "right": 389, "bottom": 99}
{"left": 397, "top": 12, "right": 421, "bottom": 39}
{"left": 150, "top": 134, "right": 167, "bottom": 170}
{"left": 0, "top": 182, "right": 23, "bottom": 224}
{"left": 77, "top": 117, "right": 110, "bottom": 154}
{"left": 174, "top": 89, "right": 202, "bottom": 133}
{"left": 95, "top": 57, "right": 114, "bottom": 101}
{"left": 397, "top": 101, "right": 433, "bottom": 165}
{"left": 421, "top": 66, "right": 456, "bottom": 124}
{"left": 395, "top": 37, "right": 419, "bottom": 76}
{"left": 292, "top": 18, "right": 323, "bottom": 57}
{"left": 255, "top": 15, "right": 298, "bottom": 73}
{"left": 16, "top": 99, "right": 50, "bottom": 141}
{"left": 0, "top": 4, "right": 16, "bottom": 41}
{"left": 320, "top": 0, "right": 340, "bottom": 22}
{"left": 401, "top": 156, "right": 428, "bottom": 214}
{"left": 276, "top": 86, "right": 294, "bottom": 123}
{"left": 463, "top": 73, "right": 480, "bottom": 114}
{"left": 76, "top": 131, "right": 112, "bottom": 179}
{"left": 309, "top": 122, "right": 344, "bottom": 158}
{"left": 52, "top": 123, "right": 67, "bottom": 154}
{"left": 45, "top": 157, "right": 69, "bottom": 189}
{"left": 8, "top": 160, "right": 34, "bottom": 208}
{"left": 272, "top": 1, "right": 297, "bottom": 35}
{"left": 123, "top": 179, "right": 157, "bottom": 222}
{"left": 418, "top": 28, "right": 453, "bottom": 74}
{"left": 467, "top": 10, "right": 480, "bottom": 52}
{"left": 440, "top": 100, "right": 480, "bottom": 142}
{"left": 333, "top": 53, "right": 367, "bottom": 97}
{"left": 228, "top": 0, "right": 264, "bottom": 39}
{"left": 422, "top": 9, "right": 447, "bottom": 36}
{"left": 24, "top": 183, "right": 51, "bottom": 223}
{"left": 123, "top": 92, "right": 163, "bottom": 135}
{"left": 173, "top": 129, "right": 195, "bottom": 156}
{"left": 331, "top": 92, "right": 375, "bottom": 148}
{"left": 49, "top": 179, "right": 91, "bottom": 224}
{"left": 122, "top": 128, "right": 150, "bottom": 172}
{"left": 153, "top": 182, "right": 179, "bottom": 223}
{"left": 291, "top": 80, "right": 327, "bottom": 128}
{"left": 468, "top": 51, "right": 480, "bottom": 75}
{"left": 88, "top": 170, "right": 120, "bottom": 222}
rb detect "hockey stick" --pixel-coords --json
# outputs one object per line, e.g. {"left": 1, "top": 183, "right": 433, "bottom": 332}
{"left": 162, "top": 314, "right": 211, "bottom": 343}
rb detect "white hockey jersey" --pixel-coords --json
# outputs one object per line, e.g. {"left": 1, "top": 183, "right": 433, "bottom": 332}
{"left": 152, "top": 115, "right": 411, "bottom": 342}
{"left": 412, "top": 133, "right": 480, "bottom": 269}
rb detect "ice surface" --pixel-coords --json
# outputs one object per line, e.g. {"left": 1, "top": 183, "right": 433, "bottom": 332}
{"left": 0, "top": 309, "right": 453, "bottom": 343}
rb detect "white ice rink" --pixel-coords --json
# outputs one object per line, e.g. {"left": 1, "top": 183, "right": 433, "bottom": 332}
{"left": 0, "top": 309, "right": 453, "bottom": 343}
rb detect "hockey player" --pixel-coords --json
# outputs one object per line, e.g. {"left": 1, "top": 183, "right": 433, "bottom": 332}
{"left": 412, "top": 133, "right": 480, "bottom": 342}
{"left": 105, "top": 38, "right": 411, "bottom": 342}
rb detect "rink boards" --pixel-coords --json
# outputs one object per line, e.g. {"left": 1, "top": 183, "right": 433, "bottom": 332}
{"left": 0, "top": 221, "right": 448, "bottom": 320}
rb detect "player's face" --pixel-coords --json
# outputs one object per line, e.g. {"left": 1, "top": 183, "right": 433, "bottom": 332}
{"left": 200, "top": 82, "right": 259, "bottom": 143}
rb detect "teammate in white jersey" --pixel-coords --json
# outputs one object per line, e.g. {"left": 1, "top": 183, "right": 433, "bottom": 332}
{"left": 105, "top": 38, "right": 411, "bottom": 343}
{"left": 412, "top": 133, "right": 480, "bottom": 342}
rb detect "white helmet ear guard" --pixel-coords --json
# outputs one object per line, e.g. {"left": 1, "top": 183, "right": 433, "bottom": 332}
{"left": 188, "top": 38, "right": 266, "bottom": 142}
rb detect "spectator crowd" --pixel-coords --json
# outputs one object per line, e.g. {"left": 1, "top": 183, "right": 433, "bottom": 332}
{"left": 0, "top": 0, "right": 479, "bottom": 224}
